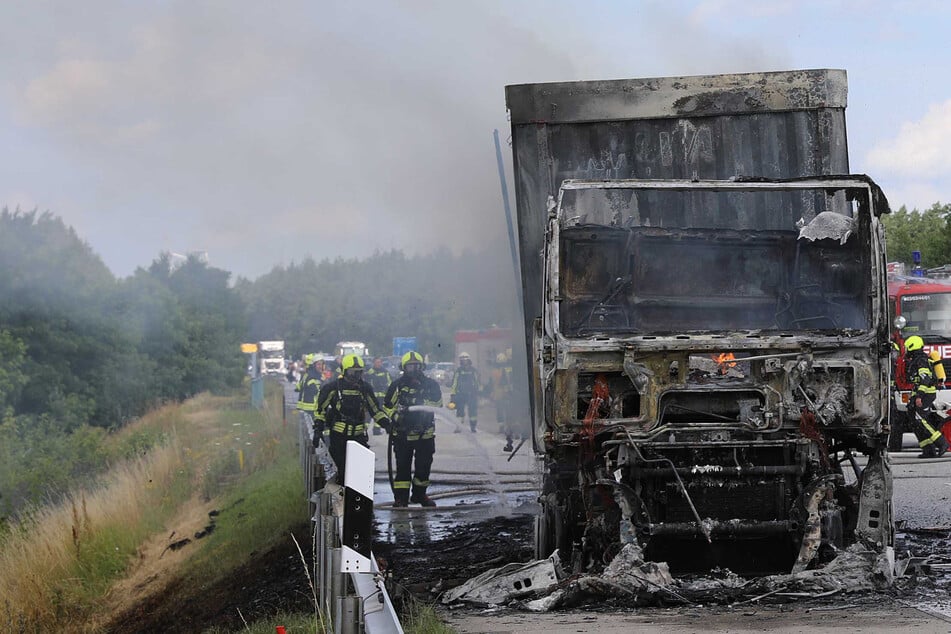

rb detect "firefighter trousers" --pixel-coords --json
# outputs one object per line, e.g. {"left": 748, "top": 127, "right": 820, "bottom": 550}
{"left": 392, "top": 435, "right": 435, "bottom": 500}
{"left": 454, "top": 393, "right": 478, "bottom": 429}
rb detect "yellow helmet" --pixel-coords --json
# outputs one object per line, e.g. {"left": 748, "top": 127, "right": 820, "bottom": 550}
{"left": 304, "top": 353, "right": 316, "bottom": 365}
{"left": 905, "top": 335, "right": 925, "bottom": 352}
{"left": 401, "top": 350, "right": 425, "bottom": 370}
{"left": 341, "top": 354, "right": 365, "bottom": 371}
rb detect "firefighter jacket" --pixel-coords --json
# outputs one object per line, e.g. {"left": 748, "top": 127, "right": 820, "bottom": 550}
{"left": 384, "top": 373, "right": 443, "bottom": 441}
{"left": 366, "top": 366, "right": 392, "bottom": 401}
{"left": 296, "top": 366, "right": 323, "bottom": 413}
{"left": 314, "top": 376, "right": 387, "bottom": 437}
{"left": 451, "top": 365, "right": 480, "bottom": 397}
{"left": 490, "top": 364, "right": 513, "bottom": 400}
{"left": 906, "top": 350, "right": 937, "bottom": 396}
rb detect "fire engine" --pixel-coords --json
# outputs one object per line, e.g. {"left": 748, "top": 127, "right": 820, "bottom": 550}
{"left": 887, "top": 272, "right": 951, "bottom": 449}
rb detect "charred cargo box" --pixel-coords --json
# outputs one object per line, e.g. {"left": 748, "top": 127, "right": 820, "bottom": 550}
{"left": 505, "top": 70, "right": 893, "bottom": 575}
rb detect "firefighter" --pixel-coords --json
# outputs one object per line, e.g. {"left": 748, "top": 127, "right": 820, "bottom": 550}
{"left": 904, "top": 336, "right": 950, "bottom": 458}
{"left": 383, "top": 351, "right": 443, "bottom": 507}
{"left": 366, "top": 356, "right": 392, "bottom": 436}
{"left": 313, "top": 354, "right": 390, "bottom": 481}
{"left": 450, "top": 352, "right": 481, "bottom": 432}
{"left": 296, "top": 354, "right": 322, "bottom": 426}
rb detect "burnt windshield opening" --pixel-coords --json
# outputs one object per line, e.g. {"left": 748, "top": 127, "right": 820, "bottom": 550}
{"left": 558, "top": 185, "right": 873, "bottom": 336}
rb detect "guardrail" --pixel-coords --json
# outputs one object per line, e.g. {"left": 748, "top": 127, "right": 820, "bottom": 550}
{"left": 297, "top": 405, "right": 404, "bottom": 633}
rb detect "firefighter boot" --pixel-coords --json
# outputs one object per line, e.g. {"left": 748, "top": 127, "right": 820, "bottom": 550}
{"left": 410, "top": 487, "right": 436, "bottom": 507}
{"left": 392, "top": 490, "right": 409, "bottom": 508}
{"left": 936, "top": 435, "right": 949, "bottom": 458}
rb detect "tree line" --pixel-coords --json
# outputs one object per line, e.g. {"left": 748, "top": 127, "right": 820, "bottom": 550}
{"left": 881, "top": 202, "right": 951, "bottom": 269}
{"left": 236, "top": 247, "right": 519, "bottom": 361}
{"left": 0, "top": 209, "right": 516, "bottom": 517}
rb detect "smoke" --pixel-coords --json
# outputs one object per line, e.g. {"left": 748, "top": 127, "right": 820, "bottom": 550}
{"left": 1, "top": 0, "right": 791, "bottom": 279}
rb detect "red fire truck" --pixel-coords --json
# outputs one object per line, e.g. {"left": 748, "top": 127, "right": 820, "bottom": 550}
{"left": 888, "top": 273, "right": 951, "bottom": 450}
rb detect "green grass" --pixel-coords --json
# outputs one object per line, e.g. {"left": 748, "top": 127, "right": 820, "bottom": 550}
{"left": 188, "top": 451, "right": 307, "bottom": 579}
{"left": 402, "top": 603, "right": 457, "bottom": 634}
{"left": 202, "top": 610, "right": 326, "bottom": 633}
{"left": 0, "top": 382, "right": 292, "bottom": 631}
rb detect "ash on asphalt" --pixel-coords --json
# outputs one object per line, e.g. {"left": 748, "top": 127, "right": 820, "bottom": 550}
{"left": 375, "top": 510, "right": 951, "bottom": 616}
{"left": 373, "top": 512, "right": 536, "bottom": 607}
{"left": 894, "top": 525, "right": 951, "bottom": 619}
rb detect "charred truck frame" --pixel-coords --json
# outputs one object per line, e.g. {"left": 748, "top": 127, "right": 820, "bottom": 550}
{"left": 506, "top": 70, "right": 894, "bottom": 575}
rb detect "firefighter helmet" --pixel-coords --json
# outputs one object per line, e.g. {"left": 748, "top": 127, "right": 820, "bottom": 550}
{"left": 905, "top": 335, "right": 925, "bottom": 352}
{"left": 341, "top": 354, "right": 365, "bottom": 371}
{"left": 304, "top": 353, "right": 315, "bottom": 365}
{"left": 459, "top": 352, "right": 471, "bottom": 361}
{"left": 400, "top": 350, "right": 425, "bottom": 370}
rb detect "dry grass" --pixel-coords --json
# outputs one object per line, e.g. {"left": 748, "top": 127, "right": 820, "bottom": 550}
{"left": 0, "top": 435, "right": 186, "bottom": 629}
{"left": 0, "top": 386, "right": 286, "bottom": 632}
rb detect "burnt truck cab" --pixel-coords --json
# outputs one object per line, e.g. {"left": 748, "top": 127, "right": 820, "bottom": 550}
{"left": 534, "top": 176, "right": 893, "bottom": 575}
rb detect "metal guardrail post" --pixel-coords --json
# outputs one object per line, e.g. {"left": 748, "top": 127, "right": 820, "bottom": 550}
{"left": 330, "top": 547, "right": 346, "bottom": 630}
{"left": 250, "top": 376, "right": 264, "bottom": 408}
{"left": 320, "top": 495, "right": 338, "bottom": 618}
{"left": 336, "top": 596, "right": 364, "bottom": 634}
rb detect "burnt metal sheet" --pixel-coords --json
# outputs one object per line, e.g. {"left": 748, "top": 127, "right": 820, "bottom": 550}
{"left": 506, "top": 70, "right": 852, "bottom": 421}
{"left": 506, "top": 69, "right": 848, "bottom": 124}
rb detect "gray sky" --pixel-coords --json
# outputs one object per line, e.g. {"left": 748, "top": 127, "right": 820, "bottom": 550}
{"left": 2, "top": 1, "right": 950, "bottom": 279}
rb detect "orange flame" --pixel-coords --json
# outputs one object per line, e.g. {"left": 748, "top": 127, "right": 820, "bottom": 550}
{"left": 712, "top": 352, "right": 737, "bottom": 374}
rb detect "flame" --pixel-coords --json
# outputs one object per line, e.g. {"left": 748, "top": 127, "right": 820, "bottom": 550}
{"left": 712, "top": 352, "right": 737, "bottom": 374}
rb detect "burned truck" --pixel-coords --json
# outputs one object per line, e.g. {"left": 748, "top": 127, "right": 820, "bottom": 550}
{"left": 505, "top": 70, "right": 894, "bottom": 575}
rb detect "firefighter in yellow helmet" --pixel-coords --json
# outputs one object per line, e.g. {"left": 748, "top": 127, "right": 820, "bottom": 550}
{"left": 450, "top": 351, "right": 481, "bottom": 432}
{"left": 383, "top": 351, "right": 443, "bottom": 507}
{"left": 314, "top": 354, "right": 390, "bottom": 481}
{"left": 296, "top": 354, "right": 324, "bottom": 425}
{"left": 904, "top": 336, "right": 949, "bottom": 458}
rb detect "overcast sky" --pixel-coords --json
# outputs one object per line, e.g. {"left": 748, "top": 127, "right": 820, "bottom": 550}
{"left": 2, "top": 1, "right": 949, "bottom": 279}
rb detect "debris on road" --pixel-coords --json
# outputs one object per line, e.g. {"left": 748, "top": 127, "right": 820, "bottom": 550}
{"left": 443, "top": 540, "right": 897, "bottom": 611}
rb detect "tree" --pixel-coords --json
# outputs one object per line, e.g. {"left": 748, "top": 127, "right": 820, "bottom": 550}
{"left": 882, "top": 203, "right": 951, "bottom": 268}
{"left": 0, "top": 330, "right": 26, "bottom": 414}
{"left": 238, "top": 246, "right": 520, "bottom": 361}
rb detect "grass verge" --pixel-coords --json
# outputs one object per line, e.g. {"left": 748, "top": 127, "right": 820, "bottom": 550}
{"left": 0, "top": 382, "right": 291, "bottom": 631}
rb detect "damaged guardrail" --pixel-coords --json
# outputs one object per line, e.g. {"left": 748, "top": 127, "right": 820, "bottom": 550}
{"left": 306, "top": 419, "right": 403, "bottom": 633}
